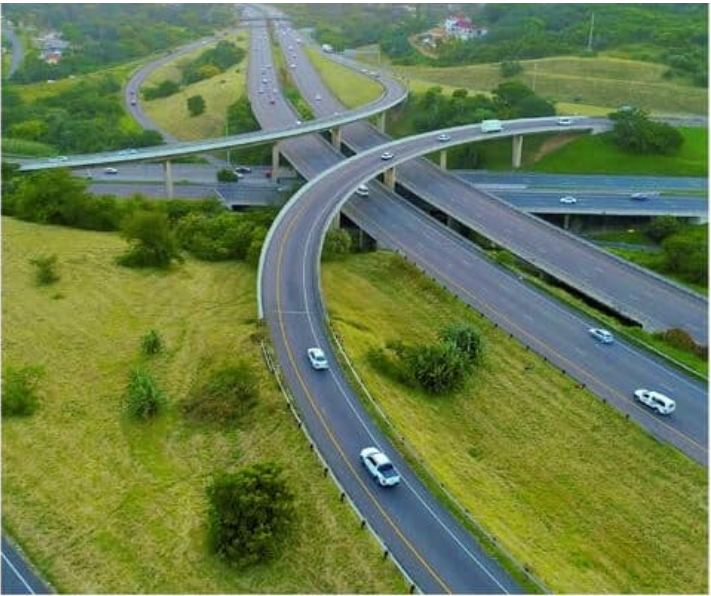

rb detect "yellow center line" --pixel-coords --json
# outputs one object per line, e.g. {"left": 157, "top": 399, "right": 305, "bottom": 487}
{"left": 271, "top": 199, "right": 453, "bottom": 594}
{"left": 350, "top": 205, "right": 707, "bottom": 458}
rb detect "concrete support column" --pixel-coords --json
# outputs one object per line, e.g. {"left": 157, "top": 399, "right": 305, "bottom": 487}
{"left": 377, "top": 112, "right": 386, "bottom": 133}
{"left": 563, "top": 213, "right": 571, "bottom": 230}
{"left": 163, "top": 160, "right": 174, "bottom": 199}
{"left": 512, "top": 135, "right": 523, "bottom": 169}
{"left": 331, "top": 127, "right": 342, "bottom": 150}
{"left": 329, "top": 210, "right": 341, "bottom": 230}
{"left": 271, "top": 144, "right": 280, "bottom": 182}
{"left": 383, "top": 167, "right": 396, "bottom": 190}
{"left": 439, "top": 149, "right": 447, "bottom": 170}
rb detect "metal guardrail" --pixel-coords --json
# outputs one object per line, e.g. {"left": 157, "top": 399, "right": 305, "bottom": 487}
{"left": 259, "top": 340, "right": 421, "bottom": 594}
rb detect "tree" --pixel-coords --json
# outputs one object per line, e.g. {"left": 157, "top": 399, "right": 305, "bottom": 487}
{"left": 493, "top": 81, "right": 535, "bottom": 111}
{"left": 609, "top": 108, "right": 684, "bottom": 155}
{"left": 187, "top": 94, "right": 206, "bottom": 117}
{"left": 217, "top": 168, "right": 238, "bottom": 182}
{"left": 647, "top": 216, "right": 681, "bottom": 243}
{"left": 118, "top": 210, "right": 181, "bottom": 268}
{"left": 500, "top": 60, "right": 523, "bottom": 77}
{"left": 439, "top": 322, "right": 483, "bottom": 363}
{"left": 207, "top": 462, "right": 295, "bottom": 566}
{"left": 517, "top": 95, "right": 556, "bottom": 117}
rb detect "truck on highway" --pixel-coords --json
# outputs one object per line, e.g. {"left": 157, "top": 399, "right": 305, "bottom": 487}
{"left": 481, "top": 119, "right": 503, "bottom": 133}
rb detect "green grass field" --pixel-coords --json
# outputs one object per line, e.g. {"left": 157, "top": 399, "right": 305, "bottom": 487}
{"left": 1, "top": 137, "right": 56, "bottom": 157}
{"left": 387, "top": 56, "right": 706, "bottom": 115}
{"left": 322, "top": 250, "right": 707, "bottom": 594}
{"left": 141, "top": 32, "right": 250, "bottom": 141}
{"left": 304, "top": 47, "right": 383, "bottom": 109}
{"left": 533, "top": 127, "right": 708, "bottom": 176}
{"left": 1, "top": 217, "right": 406, "bottom": 594}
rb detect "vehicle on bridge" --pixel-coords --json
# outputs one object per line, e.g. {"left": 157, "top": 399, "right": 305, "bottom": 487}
{"left": 481, "top": 119, "right": 503, "bottom": 133}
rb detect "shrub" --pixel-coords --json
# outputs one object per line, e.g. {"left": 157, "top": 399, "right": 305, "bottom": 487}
{"left": 2, "top": 365, "right": 43, "bottom": 417}
{"left": 125, "top": 368, "right": 166, "bottom": 420}
{"left": 500, "top": 60, "right": 523, "bottom": 77}
{"left": 30, "top": 254, "right": 60, "bottom": 286}
{"left": 207, "top": 462, "right": 295, "bottom": 566}
{"left": 647, "top": 216, "right": 682, "bottom": 243}
{"left": 141, "top": 329, "right": 163, "bottom": 355}
{"left": 655, "top": 328, "right": 707, "bottom": 358}
{"left": 118, "top": 210, "right": 181, "bottom": 268}
{"left": 182, "top": 361, "right": 259, "bottom": 424}
{"left": 143, "top": 79, "right": 180, "bottom": 100}
{"left": 609, "top": 108, "right": 684, "bottom": 155}
{"left": 439, "top": 322, "right": 483, "bottom": 363}
{"left": 399, "top": 342, "right": 470, "bottom": 394}
{"left": 187, "top": 94, "right": 206, "bottom": 117}
{"left": 322, "top": 228, "right": 353, "bottom": 261}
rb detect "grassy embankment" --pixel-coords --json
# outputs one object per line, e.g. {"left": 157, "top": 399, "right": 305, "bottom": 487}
{"left": 304, "top": 46, "right": 382, "bottom": 109}
{"left": 533, "top": 126, "right": 708, "bottom": 176}
{"left": 1, "top": 217, "right": 406, "bottom": 594}
{"left": 141, "top": 31, "right": 249, "bottom": 141}
{"left": 322, "top": 250, "right": 707, "bottom": 594}
{"left": 367, "top": 54, "right": 706, "bottom": 116}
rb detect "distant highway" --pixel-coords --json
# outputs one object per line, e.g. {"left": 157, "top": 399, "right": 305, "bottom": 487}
{"left": 2, "top": 25, "right": 24, "bottom": 77}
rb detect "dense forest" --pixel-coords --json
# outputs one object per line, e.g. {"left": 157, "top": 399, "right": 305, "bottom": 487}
{"left": 289, "top": 4, "right": 707, "bottom": 85}
{"left": 4, "top": 4, "right": 237, "bottom": 82}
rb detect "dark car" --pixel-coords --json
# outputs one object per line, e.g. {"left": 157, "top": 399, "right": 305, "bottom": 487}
{"left": 235, "top": 166, "right": 252, "bottom": 174}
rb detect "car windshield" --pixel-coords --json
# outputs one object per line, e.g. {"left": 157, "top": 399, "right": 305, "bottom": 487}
{"left": 379, "top": 463, "right": 397, "bottom": 477}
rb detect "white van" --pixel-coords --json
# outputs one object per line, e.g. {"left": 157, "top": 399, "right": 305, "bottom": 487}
{"left": 481, "top": 119, "right": 503, "bottom": 133}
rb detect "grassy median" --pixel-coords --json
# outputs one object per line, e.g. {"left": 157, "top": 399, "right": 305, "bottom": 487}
{"left": 304, "top": 46, "right": 383, "bottom": 109}
{"left": 322, "top": 250, "right": 707, "bottom": 594}
{"left": 2, "top": 218, "right": 406, "bottom": 594}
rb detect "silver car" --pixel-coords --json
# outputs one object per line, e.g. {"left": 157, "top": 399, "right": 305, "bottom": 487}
{"left": 360, "top": 447, "right": 400, "bottom": 487}
{"left": 307, "top": 347, "right": 329, "bottom": 370}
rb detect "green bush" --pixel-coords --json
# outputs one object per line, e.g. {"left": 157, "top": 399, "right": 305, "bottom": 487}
{"left": 125, "top": 368, "right": 166, "bottom": 420}
{"left": 118, "top": 210, "right": 181, "bottom": 269}
{"left": 30, "top": 254, "right": 60, "bottom": 286}
{"left": 647, "top": 216, "right": 682, "bottom": 243}
{"left": 207, "top": 462, "right": 295, "bottom": 566}
{"left": 143, "top": 79, "right": 181, "bottom": 100}
{"left": 2, "top": 365, "right": 43, "bottom": 417}
{"left": 322, "top": 228, "right": 353, "bottom": 261}
{"left": 182, "top": 361, "right": 259, "bottom": 424}
{"left": 141, "top": 329, "right": 163, "bottom": 355}
{"left": 399, "top": 342, "right": 470, "bottom": 394}
{"left": 439, "top": 322, "right": 483, "bottom": 363}
{"left": 609, "top": 108, "right": 684, "bottom": 155}
{"left": 654, "top": 328, "right": 707, "bottom": 358}
{"left": 217, "top": 168, "right": 239, "bottom": 182}
{"left": 187, "top": 94, "right": 206, "bottom": 117}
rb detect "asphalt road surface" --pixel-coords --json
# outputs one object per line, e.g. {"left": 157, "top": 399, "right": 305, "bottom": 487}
{"left": 2, "top": 25, "right": 24, "bottom": 76}
{"left": 1, "top": 536, "right": 50, "bottom": 595}
{"left": 278, "top": 28, "right": 707, "bottom": 343}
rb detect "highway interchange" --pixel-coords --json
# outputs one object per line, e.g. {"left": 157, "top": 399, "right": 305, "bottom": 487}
{"left": 3, "top": 8, "right": 708, "bottom": 595}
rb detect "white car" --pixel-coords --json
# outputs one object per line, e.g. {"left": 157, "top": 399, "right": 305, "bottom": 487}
{"left": 315, "top": 94, "right": 322, "bottom": 101}
{"left": 557, "top": 117, "right": 573, "bottom": 126}
{"left": 307, "top": 347, "right": 329, "bottom": 370}
{"left": 589, "top": 328, "right": 614, "bottom": 344}
{"left": 290, "top": 63, "right": 297, "bottom": 69}
{"left": 380, "top": 151, "right": 394, "bottom": 161}
{"left": 630, "top": 192, "right": 649, "bottom": 201}
{"left": 437, "top": 133, "right": 451, "bottom": 142}
{"left": 355, "top": 184, "right": 369, "bottom": 197}
{"left": 360, "top": 447, "right": 400, "bottom": 487}
{"left": 104, "top": 167, "right": 118, "bottom": 175}
{"left": 634, "top": 389, "right": 676, "bottom": 415}
{"left": 559, "top": 195, "right": 578, "bottom": 204}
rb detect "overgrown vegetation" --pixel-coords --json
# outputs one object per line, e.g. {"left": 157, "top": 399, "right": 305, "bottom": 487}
{"left": 3, "top": 169, "right": 277, "bottom": 267}
{"left": 225, "top": 95, "right": 271, "bottom": 165}
{"left": 124, "top": 368, "right": 166, "bottom": 420}
{"left": 140, "top": 329, "right": 163, "bottom": 356}
{"left": 207, "top": 463, "right": 295, "bottom": 567}
{"left": 29, "top": 254, "right": 60, "bottom": 286}
{"left": 2, "top": 365, "right": 43, "bottom": 417}
{"left": 609, "top": 108, "right": 683, "bottom": 154}
{"left": 4, "top": 4, "right": 236, "bottom": 82}
{"left": 182, "top": 361, "right": 259, "bottom": 425}
{"left": 2, "top": 74, "right": 163, "bottom": 153}
{"left": 322, "top": 228, "right": 353, "bottom": 261}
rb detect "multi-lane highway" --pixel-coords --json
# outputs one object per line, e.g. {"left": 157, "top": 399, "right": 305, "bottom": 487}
{"left": 253, "top": 13, "right": 707, "bottom": 593}
{"left": 277, "top": 28, "right": 707, "bottom": 342}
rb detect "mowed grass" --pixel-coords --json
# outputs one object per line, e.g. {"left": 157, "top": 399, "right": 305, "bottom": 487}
{"left": 391, "top": 56, "right": 706, "bottom": 115}
{"left": 141, "top": 32, "right": 250, "bottom": 140}
{"left": 533, "top": 127, "right": 708, "bottom": 176}
{"left": 304, "top": 46, "right": 383, "bottom": 109}
{"left": 322, "top": 251, "right": 707, "bottom": 594}
{"left": 1, "top": 218, "right": 406, "bottom": 594}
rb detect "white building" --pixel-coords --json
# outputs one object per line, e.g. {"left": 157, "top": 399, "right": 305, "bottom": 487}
{"left": 444, "top": 15, "right": 488, "bottom": 41}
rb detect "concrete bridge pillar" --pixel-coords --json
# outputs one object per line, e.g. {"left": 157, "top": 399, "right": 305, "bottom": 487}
{"left": 512, "top": 135, "right": 524, "bottom": 169}
{"left": 439, "top": 149, "right": 447, "bottom": 170}
{"left": 377, "top": 112, "right": 386, "bottom": 133}
{"left": 163, "top": 160, "right": 174, "bottom": 199}
{"left": 272, "top": 145, "right": 280, "bottom": 182}
{"left": 383, "top": 167, "right": 396, "bottom": 190}
{"left": 563, "top": 214, "right": 571, "bottom": 230}
{"left": 331, "top": 126, "right": 342, "bottom": 150}
{"left": 329, "top": 210, "right": 341, "bottom": 230}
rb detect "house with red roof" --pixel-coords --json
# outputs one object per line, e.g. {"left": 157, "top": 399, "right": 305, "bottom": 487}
{"left": 444, "top": 15, "right": 488, "bottom": 41}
